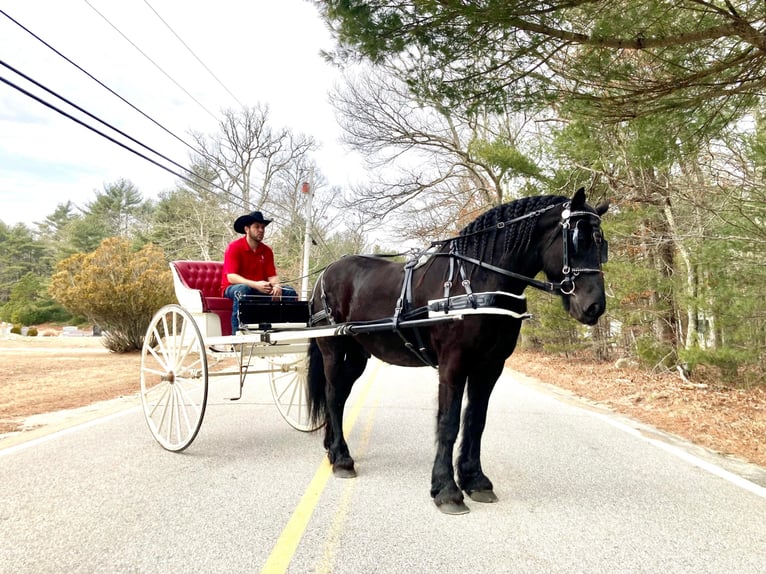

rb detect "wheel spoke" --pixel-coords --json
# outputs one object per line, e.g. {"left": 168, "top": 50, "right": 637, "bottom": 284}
{"left": 269, "top": 354, "right": 317, "bottom": 432}
{"left": 140, "top": 305, "right": 208, "bottom": 451}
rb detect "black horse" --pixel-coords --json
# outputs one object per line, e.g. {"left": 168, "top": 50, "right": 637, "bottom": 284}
{"left": 306, "top": 188, "right": 609, "bottom": 514}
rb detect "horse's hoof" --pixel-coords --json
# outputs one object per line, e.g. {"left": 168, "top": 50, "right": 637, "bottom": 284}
{"left": 333, "top": 466, "right": 357, "bottom": 479}
{"left": 467, "top": 489, "right": 498, "bottom": 503}
{"left": 436, "top": 501, "right": 470, "bottom": 515}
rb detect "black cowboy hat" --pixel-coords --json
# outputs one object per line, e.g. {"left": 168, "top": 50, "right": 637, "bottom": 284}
{"left": 233, "top": 210, "right": 272, "bottom": 233}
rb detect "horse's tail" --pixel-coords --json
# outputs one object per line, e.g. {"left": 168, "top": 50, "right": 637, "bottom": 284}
{"left": 306, "top": 338, "right": 327, "bottom": 429}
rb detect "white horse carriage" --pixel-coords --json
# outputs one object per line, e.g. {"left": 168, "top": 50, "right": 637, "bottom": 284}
{"left": 139, "top": 260, "right": 319, "bottom": 452}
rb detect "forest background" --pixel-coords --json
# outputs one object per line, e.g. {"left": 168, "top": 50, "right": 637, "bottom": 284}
{"left": 2, "top": 1, "right": 766, "bottom": 390}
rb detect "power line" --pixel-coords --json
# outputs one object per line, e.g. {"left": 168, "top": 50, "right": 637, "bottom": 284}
{"left": 0, "top": 8, "right": 254, "bottom": 211}
{"left": 81, "top": 0, "right": 220, "bottom": 123}
{"left": 0, "top": 7, "right": 200, "bottom": 157}
{"left": 1, "top": 59, "right": 196, "bottom": 187}
{"left": 0, "top": 71, "right": 249, "bottom": 211}
{"left": 141, "top": 0, "right": 245, "bottom": 109}
{"left": 0, "top": 9, "right": 313, "bottom": 225}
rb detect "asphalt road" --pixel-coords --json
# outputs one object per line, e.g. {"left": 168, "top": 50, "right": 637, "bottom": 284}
{"left": 1, "top": 360, "right": 765, "bottom": 573}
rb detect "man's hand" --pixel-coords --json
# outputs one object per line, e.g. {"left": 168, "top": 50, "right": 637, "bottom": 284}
{"left": 252, "top": 280, "right": 273, "bottom": 294}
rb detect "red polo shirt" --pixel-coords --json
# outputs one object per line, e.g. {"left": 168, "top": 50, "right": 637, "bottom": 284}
{"left": 221, "top": 236, "right": 277, "bottom": 294}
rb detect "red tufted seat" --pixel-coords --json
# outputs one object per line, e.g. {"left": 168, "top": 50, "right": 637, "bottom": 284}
{"left": 170, "top": 261, "right": 232, "bottom": 336}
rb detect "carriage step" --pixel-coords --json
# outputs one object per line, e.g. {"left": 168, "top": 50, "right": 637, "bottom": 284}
{"left": 210, "top": 344, "right": 235, "bottom": 353}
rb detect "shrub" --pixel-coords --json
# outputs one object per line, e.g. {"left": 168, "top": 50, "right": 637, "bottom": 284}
{"left": 680, "top": 347, "right": 750, "bottom": 383}
{"left": 0, "top": 273, "right": 72, "bottom": 325}
{"left": 10, "top": 324, "right": 22, "bottom": 335}
{"left": 26, "top": 327, "right": 38, "bottom": 337}
{"left": 635, "top": 336, "right": 675, "bottom": 370}
{"left": 49, "top": 238, "right": 175, "bottom": 352}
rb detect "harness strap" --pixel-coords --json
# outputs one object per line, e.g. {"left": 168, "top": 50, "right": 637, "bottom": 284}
{"left": 431, "top": 252, "right": 558, "bottom": 293}
{"left": 309, "top": 269, "right": 336, "bottom": 326}
{"left": 443, "top": 247, "right": 455, "bottom": 299}
{"left": 432, "top": 202, "right": 561, "bottom": 247}
{"left": 393, "top": 255, "right": 438, "bottom": 368}
{"left": 457, "top": 257, "right": 476, "bottom": 308}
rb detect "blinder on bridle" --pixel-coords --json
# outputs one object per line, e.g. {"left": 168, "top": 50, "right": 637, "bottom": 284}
{"left": 559, "top": 203, "right": 608, "bottom": 295}
{"left": 572, "top": 219, "right": 609, "bottom": 264}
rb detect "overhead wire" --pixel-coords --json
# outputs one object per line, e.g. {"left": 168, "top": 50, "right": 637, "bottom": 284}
{"left": 0, "top": 7, "right": 200, "bottom": 159}
{"left": 0, "top": 6, "right": 323, "bottom": 235}
{"left": 81, "top": 0, "right": 220, "bottom": 123}
{"left": 0, "top": 74, "right": 208, "bottom": 197}
{"left": 0, "top": 59, "right": 200, "bottom": 189}
{"left": 141, "top": 0, "right": 245, "bottom": 109}
{"left": 76, "top": 0, "right": 274, "bottom": 213}
{"left": 0, "top": 60, "right": 246, "bottom": 209}
{"left": 0, "top": 8, "right": 251, "bottom": 211}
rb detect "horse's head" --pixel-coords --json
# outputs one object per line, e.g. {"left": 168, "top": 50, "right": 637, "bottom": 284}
{"left": 540, "top": 188, "right": 609, "bottom": 325}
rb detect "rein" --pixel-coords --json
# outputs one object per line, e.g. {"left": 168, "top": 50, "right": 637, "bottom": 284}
{"left": 430, "top": 203, "right": 560, "bottom": 248}
{"left": 429, "top": 251, "right": 558, "bottom": 293}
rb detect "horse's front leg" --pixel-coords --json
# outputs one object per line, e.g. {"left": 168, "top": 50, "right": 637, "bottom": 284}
{"left": 322, "top": 340, "right": 367, "bottom": 478}
{"left": 457, "top": 362, "right": 504, "bottom": 503}
{"left": 431, "top": 364, "right": 468, "bottom": 514}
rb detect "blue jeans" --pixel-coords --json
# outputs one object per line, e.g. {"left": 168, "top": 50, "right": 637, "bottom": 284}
{"left": 224, "top": 284, "right": 298, "bottom": 334}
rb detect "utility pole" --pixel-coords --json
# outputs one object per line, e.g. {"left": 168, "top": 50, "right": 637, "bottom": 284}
{"left": 300, "top": 168, "right": 314, "bottom": 300}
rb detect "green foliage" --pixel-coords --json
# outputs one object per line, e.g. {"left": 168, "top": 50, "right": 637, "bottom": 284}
{"left": 26, "top": 327, "right": 38, "bottom": 337}
{"left": 10, "top": 324, "right": 21, "bottom": 335}
{"left": 49, "top": 238, "right": 175, "bottom": 352}
{"left": 469, "top": 138, "right": 542, "bottom": 180}
{"left": 520, "top": 287, "right": 590, "bottom": 354}
{"left": 679, "top": 347, "right": 750, "bottom": 383}
{"left": 62, "top": 214, "right": 112, "bottom": 255}
{"left": 317, "top": 1, "right": 765, "bottom": 119}
{"left": 634, "top": 336, "right": 675, "bottom": 370}
{"left": 0, "top": 272, "right": 70, "bottom": 326}
{"left": 85, "top": 178, "right": 146, "bottom": 237}
{"left": 0, "top": 221, "right": 56, "bottom": 302}
{"left": 32, "top": 180, "right": 152, "bottom": 261}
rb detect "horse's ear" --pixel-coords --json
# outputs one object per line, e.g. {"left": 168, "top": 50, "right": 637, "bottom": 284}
{"left": 571, "top": 187, "right": 586, "bottom": 208}
{"left": 596, "top": 200, "right": 610, "bottom": 216}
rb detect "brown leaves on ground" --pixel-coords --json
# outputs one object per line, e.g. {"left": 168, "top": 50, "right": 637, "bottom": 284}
{"left": 507, "top": 351, "right": 766, "bottom": 468}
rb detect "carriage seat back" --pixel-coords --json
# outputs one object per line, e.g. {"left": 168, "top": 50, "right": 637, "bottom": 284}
{"left": 170, "top": 261, "right": 232, "bottom": 336}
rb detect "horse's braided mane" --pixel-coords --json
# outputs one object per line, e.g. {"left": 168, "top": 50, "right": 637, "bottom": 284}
{"left": 456, "top": 195, "right": 567, "bottom": 261}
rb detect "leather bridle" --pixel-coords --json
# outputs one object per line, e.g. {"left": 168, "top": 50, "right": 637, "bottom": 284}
{"left": 432, "top": 200, "right": 607, "bottom": 296}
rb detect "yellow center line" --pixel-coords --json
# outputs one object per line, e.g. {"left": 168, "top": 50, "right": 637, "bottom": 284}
{"left": 259, "top": 360, "right": 383, "bottom": 574}
{"left": 317, "top": 384, "right": 382, "bottom": 574}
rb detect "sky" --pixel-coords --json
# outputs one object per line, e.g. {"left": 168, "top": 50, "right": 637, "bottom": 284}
{"left": 0, "top": 0, "right": 365, "bottom": 227}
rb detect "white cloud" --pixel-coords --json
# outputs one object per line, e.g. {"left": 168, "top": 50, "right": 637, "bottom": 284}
{"left": 0, "top": 0, "right": 364, "bottom": 226}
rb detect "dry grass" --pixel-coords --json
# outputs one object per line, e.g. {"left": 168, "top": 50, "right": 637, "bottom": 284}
{"left": 0, "top": 335, "right": 140, "bottom": 433}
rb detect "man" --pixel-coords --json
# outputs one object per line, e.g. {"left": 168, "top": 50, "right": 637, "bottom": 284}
{"left": 222, "top": 210, "right": 297, "bottom": 334}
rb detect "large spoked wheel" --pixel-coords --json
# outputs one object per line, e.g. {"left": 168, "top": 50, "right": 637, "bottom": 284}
{"left": 140, "top": 305, "right": 208, "bottom": 451}
{"left": 269, "top": 353, "right": 320, "bottom": 432}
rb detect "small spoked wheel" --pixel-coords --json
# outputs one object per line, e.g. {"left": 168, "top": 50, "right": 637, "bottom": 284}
{"left": 269, "top": 353, "right": 320, "bottom": 432}
{"left": 140, "top": 305, "right": 208, "bottom": 451}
